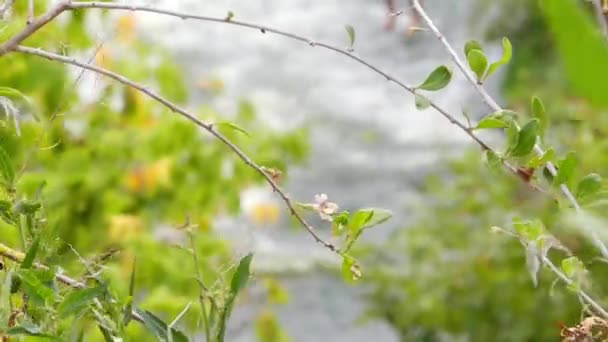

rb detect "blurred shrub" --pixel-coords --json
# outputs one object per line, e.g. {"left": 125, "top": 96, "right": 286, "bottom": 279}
{"left": 0, "top": 1, "right": 308, "bottom": 340}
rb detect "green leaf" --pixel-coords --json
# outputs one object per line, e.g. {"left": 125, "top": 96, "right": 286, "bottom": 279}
{"left": 474, "top": 110, "right": 516, "bottom": 130}
{"left": 345, "top": 25, "right": 355, "bottom": 49}
{"left": 486, "top": 37, "right": 512, "bottom": 78}
{"left": 561, "top": 256, "right": 584, "bottom": 278}
{"left": 464, "top": 40, "right": 484, "bottom": 56}
{"left": 466, "top": 49, "right": 488, "bottom": 81}
{"left": 12, "top": 200, "right": 41, "bottom": 215}
{"left": 58, "top": 285, "right": 106, "bottom": 318}
{"left": 135, "top": 309, "right": 189, "bottom": 342}
{"left": 217, "top": 253, "right": 253, "bottom": 341}
{"left": 17, "top": 269, "right": 54, "bottom": 303}
{"left": 348, "top": 210, "right": 373, "bottom": 235}
{"left": 554, "top": 152, "right": 578, "bottom": 186}
{"left": 527, "top": 148, "right": 555, "bottom": 168}
{"left": 331, "top": 211, "right": 350, "bottom": 236}
{"left": 216, "top": 122, "right": 250, "bottom": 137}
{"left": 341, "top": 255, "right": 362, "bottom": 283}
{"left": 359, "top": 208, "right": 392, "bottom": 229}
{"left": 513, "top": 218, "right": 544, "bottom": 241}
{"left": 544, "top": 0, "right": 608, "bottom": 109}
{"left": 484, "top": 150, "right": 502, "bottom": 173}
{"left": 510, "top": 119, "right": 539, "bottom": 157}
{"left": 124, "top": 258, "right": 136, "bottom": 325}
{"left": 531, "top": 96, "right": 548, "bottom": 139}
{"left": 414, "top": 93, "right": 431, "bottom": 110}
{"left": 576, "top": 173, "right": 602, "bottom": 199}
{"left": 7, "top": 321, "right": 56, "bottom": 339}
{"left": 416, "top": 65, "right": 452, "bottom": 91}
{"left": 0, "top": 145, "right": 15, "bottom": 186}
{"left": 21, "top": 237, "right": 40, "bottom": 269}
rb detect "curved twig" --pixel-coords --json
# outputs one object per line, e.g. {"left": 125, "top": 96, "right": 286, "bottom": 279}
{"left": 15, "top": 45, "right": 338, "bottom": 254}
{"left": 411, "top": 0, "right": 608, "bottom": 258}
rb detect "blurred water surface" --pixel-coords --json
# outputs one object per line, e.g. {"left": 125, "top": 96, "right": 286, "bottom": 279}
{"left": 132, "top": 0, "right": 501, "bottom": 340}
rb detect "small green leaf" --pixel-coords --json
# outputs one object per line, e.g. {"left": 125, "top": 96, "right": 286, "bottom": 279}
{"left": 217, "top": 253, "right": 253, "bottom": 341}
{"left": 510, "top": 119, "right": 539, "bottom": 157}
{"left": 484, "top": 150, "right": 502, "bottom": 173}
{"left": 12, "top": 200, "right": 41, "bottom": 215}
{"left": 21, "top": 237, "right": 40, "bottom": 269}
{"left": 124, "top": 258, "right": 136, "bottom": 325}
{"left": 225, "top": 11, "right": 234, "bottom": 21}
{"left": 0, "top": 145, "right": 15, "bottom": 186}
{"left": 513, "top": 218, "right": 544, "bottom": 241}
{"left": 359, "top": 208, "right": 392, "bottom": 229}
{"left": 466, "top": 49, "right": 488, "bottom": 81}
{"left": 531, "top": 96, "right": 548, "bottom": 139}
{"left": 554, "top": 152, "right": 578, "bottom": 186}
{"left": 576, "top": 173, "right": 602, "bottom": 199}
{"left": 135, "top": 309, "right": 189, "bottom": 342}
{"left": 230, "top": 253, "right": 253, "bottom": 298}
{"left": 464, "top": 40, "right": 484, "bottom": 56}
{"left": 416, "top": 65, "right": 452, "bottom": 91}
{"left": 58, "top": 285, "right": 105, "bottom": 318}
{"left": 414, "top": 93, "right": 431, "bottom": 110}
{"left": 345, "top": 25, "right": 355, "bottom": 49}
{"left": 331, "top": 211, "right": 349, "bottom": 236}
{"left": 341, "top": 255, "right": 362, "bottom": 283}
{"left": 348, "top": 210, "right": 373, "bottom": 234}
{"left": 17, "top": 269, "right": 54, "bottom": 303}
{"left": 7, "top": 321, "right": 55, "bottom": 338}
{"left": 561, "top": 256, "right": 584, "bottom": 278}
{"left": 486, "top": 37, "right": 513, "bottom": 78}
{"left": 216, "top": 122, "right": 250, "bottom": 137}
{"left": 475, "top": 110, "right": 516, "bottom": 130}
{"left": 527, "top": 148, "right": 555, "bottom": 168}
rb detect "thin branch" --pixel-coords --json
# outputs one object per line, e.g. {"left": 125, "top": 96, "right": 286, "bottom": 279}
{"left": 543, "top": 256, "right": 608, "bottom": 319}
{"left": 0, "top": 242, "right": 145, "bottom": 323}
{"left": 63, "top": 3, "right": 537, "bottom": 182}
{"left": 0, "top": 0, "right": 560, "bottom": 254}
{"left": 412, "top": 0, "right": 608, "bottom": 258}
{"left": 0, "top": 0, "right": 15, "bottom": 18}
{"left": 15, "top": 45, "right": 339, "bottom": 255}
{"left": 27, "top": 0, "right": 34, "bottom": 24}
{"left": 0, "top": 0, "right": 69, "bottom": 56}
{"left": 592, "top": 0, "right": 608, "bottom": 39}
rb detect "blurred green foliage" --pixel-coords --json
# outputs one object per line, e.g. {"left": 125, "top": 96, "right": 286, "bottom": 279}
{"left": 0, "top": 1, "right": 308, "bottom": 340}
{"left": 364, "top": 0, "right": 608, "bottom": 340}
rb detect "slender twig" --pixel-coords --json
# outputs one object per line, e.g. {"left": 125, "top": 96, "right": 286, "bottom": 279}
{"left": 412, "top": 0, "right": 608, "bottom": 258}
{"left": 15, "top": 45, "right": 339, "bottom": 254}
{"left": 592, "top": 0, "right": 608, "bottom": 38}
{"left": 543, "top": 256, "right": 608, "bottom": 318}
{"left": 0, "top": 0, "right": 563, "bottom": 254}
{"left": 188, "top": 229, "right": 212, "bottom": 342}
{"left": 0, "top": 0, "right": 69, "bottom": 56}
{"left": 62, "top": 3, "right": 537, "bottom": 178}
{"left": 26, "top": 0, "right": 34, "bottom": 24}
{"left": 0, "top": 242, "right": 145, "bottom": 323}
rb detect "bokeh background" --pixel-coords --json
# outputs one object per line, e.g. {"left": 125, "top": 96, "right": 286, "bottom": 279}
{"left": 3, "top": 0, "right": 608, "bottom": 341}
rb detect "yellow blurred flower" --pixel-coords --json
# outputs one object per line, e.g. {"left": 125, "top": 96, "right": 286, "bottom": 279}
{"left": 124, "top": 157, "right": 173, "bottom": 194}
{"left": 250, "top": 203, "right": 280, "bottom": 226}
{"left": 117, "top": 13, "right": 136, "bottom": 42}
{"left": 108, "top": 214, "right": 144, "bottom": 242}
{"left": 95, "top": 46, "right": 112, "bottom": 69}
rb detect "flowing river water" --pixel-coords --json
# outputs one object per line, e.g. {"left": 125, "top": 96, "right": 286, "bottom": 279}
{"left": 132, "top": 0, "right": 503, "bottom": 340}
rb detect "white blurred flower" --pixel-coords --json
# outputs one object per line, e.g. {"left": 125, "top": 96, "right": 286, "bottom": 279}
{"left": 312, "top": 193, "right": 339, "bottom": 221}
